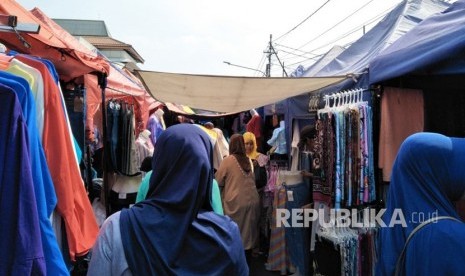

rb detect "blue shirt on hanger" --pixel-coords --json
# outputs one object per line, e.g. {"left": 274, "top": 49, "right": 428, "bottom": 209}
{"left": 0, "top": 87, "right": 46, "bottom": 275}
{"left": 0, "top": 71, "right": 68, "bottom": 275}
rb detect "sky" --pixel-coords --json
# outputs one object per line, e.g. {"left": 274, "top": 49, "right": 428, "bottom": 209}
{"left": 17, "top": 0, "right": 404, "bottom": 77}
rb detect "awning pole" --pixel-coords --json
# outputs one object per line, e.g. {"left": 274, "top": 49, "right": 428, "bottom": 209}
{"left": 98, "top": 72, "right": 110, "bottom": 217}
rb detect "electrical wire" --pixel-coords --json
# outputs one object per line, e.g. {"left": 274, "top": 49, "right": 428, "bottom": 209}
{"left": 280, "top": 0, "right": 377, "bottom": 59}
{"left": 275, "top": 43, "right": 317, "bottom": 55}
{"left": 273, "top": 47, "right": 317, "bottom": 61}
{"left": 297, "top": 0, "right": 377, "bottom": 50}
{"left": 305, "top": 10, "right": 387, "bottom": 54}
{"left": 282, "top": 2, "right": 396, "bottom": 67}
{"left": 254, "top": 51, "right": 267, "bottom": 77}
{"left": 273, "top": 0, "right": 331, "bottom": 43}
{"left": 286, "top": 41, "right": 353, "bottom": 68}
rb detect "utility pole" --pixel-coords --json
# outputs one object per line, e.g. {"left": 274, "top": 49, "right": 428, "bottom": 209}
{"left": 265, "top": 34, "right": 288, "bottom": 77}
{"left": 270, "top": 42, "right": 288, "bottom": 77}
{"left": 264, "top": 34, "right": 272, "bottom": 77}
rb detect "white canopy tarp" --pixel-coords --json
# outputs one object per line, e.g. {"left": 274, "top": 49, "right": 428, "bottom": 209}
{"left": 135, "top": 70, "right": 347, "bottom": 113}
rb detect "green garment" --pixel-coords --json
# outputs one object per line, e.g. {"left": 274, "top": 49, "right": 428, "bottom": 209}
{"left": 136, "top": 171, "right": 152, "bottom": 203}
{"left": 136, "top": 172, "right": 224, "bottom": 215}
{"left": 211, "top": 179, "right": 224, "bottom": 215}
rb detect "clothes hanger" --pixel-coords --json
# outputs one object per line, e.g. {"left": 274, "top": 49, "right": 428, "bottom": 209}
{"left": 344, "top": 91, "right": 349, "bottom": 106}
{"left": 0, "top": 50, "right": 14, "bottom": 70}
{"left": 318, "top": 94, "right": 328, "bottom": 118}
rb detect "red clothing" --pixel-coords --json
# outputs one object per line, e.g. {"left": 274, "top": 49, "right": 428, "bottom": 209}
{"left": 246, "top": 114, "right": 262, "bottom": 138}
{"left": 16, "top": 55, "right": 99, "bottom": 260}
{"left": 247, "top": 114, "right": 263, "bottom": 151}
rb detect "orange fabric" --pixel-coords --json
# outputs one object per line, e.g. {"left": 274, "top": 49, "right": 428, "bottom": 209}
{"left": 0, "top": 1, "right": 109, "bottom": 81}
{"left": 0, "top": 54, "right": 13, "bottom": 69}
{"left": 378, "top": 87, "right": 424, "bottom": 182}
{"left": 26, "top": 7, "right": 158, "bottom": 134}
{"left": 29, "top": 7, "right": 159, "bottom": 129}
{"left": 16, "top": 55, "right": 99, "bottom": 260}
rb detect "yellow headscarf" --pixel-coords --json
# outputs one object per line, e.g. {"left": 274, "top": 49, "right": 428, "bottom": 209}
{"left": 243, "top": 132, "right": 259, "bottom": 159}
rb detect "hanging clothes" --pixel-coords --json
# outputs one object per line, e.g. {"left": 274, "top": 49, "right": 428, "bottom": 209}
{"left": 135, "top": 129, "right": 154, "bottom": 172}
{"left": 315, "top": 225, "right": 378, "bottom": 276}
{"left": 13, "top": 54, "right": 99, "bottom": 261}
{"left": 283, "top": 171, "right": 312, "bottom": 276}
{"left": 316, "top": 89, "right": 376, "bottom": 208}
{"left": 3, "top": 56, "right": 46, "bottom": 137}
{"left": 266, "top": 184, "right": 296, "bottom": 275}
{"left": 0, "top": 61, "right": 68, "bottom": 274}
{"left": 146, "top": 110, "right": 165, "bottom": 146}
{"left": 246, "top": 109, "right": 263, "bottom": 151}
{"left": 107, "top": 100, "right": 139, "bottom": 176}
{"left": 0, "top": 87, "right": 46, "bottom": 275}
{"left": 309, "top": 116, "right": 332, "bottom": 205}
{"left": 378, "top": 87, "right": 424, "bottom": 182}
{"left": 267, "top": 120, "right": 287, "bottom": 155}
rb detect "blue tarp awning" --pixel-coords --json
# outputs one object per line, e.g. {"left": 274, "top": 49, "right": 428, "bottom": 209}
{"left": 369, "top": 0, "right": 465, "bottom": 84}
{"left": 297, "top": 0, "right": 450, "bottom": 78}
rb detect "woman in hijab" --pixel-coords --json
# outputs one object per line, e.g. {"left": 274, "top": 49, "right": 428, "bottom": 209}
{"left": 244, "top": 131, "right": 269, "bottom": 190}
{"left": 216, "top": 134, "right": 260, "bottom": 263}
{"left": 243, "top": 131, "right": 269, "bottom": 168}
{"left": 243, "top": 131, "right": 269, "bottom": 255}
{"left": 376, "top": 132, "right": 465, "bottom": 275}
{"left": 87, "top": 124, "right": 248, "bottom": 275}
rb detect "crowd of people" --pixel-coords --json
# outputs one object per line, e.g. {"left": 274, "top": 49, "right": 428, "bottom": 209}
{"left": 87, "top": 124, "right": 248, "bottom": 275}
{"left": 85, "top": 107, "right": 465, "bottom": 275}
{"left": 87, "top": 109, "right": 276, "bottom": 275}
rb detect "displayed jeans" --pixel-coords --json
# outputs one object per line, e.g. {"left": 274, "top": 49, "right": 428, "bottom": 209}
{"left": 284, "top": 181, "right": 312, "bottom": 276}
{"left": 107, "top": 102, "right": 120, "bottom": 171}
{"left": 299, "top": 151, "right": 313, "bottom": 203}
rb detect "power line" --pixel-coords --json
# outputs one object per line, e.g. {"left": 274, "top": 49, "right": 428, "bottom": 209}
{"left": 254, "top": 50, "right": 268, "bottom": 76}
{"left": 291, "top": 0, "right": 376, "bottom": 53}
{"left": 223, "top": 61, "right": 266, "bottom": 76}
{"left": 274, "top": 47, "right": 317, "bottom": 61}
{"left": 275, "top": 43, "right": 316, "bottom": 55}
{"left": 273, "top": 0, "right": 331, "bottom": 42}
{"left": 267, "top": 0, "right": 398, "bottom": 75}
{"left": 282, "top": 3, "right": 396, "bottom": 67}
{"left": 286, "top": 37, "right": 357, "bottom": 68}
{"left": 308, "top": 7, "right": 390, "bottom": 53}
{"left": 279, "top": 0, "right": 377, "bottom": 60}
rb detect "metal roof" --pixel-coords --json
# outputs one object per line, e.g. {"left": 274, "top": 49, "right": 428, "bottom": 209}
{"left": 53, "top": 19, "right": 144, "bottom": 63}
{"left": 53, "top": 19, "right": 110, "bottom": 36}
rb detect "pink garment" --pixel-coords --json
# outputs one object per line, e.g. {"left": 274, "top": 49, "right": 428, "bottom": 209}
{"left": 378, "top": 87, "right": 424, "bottom": 181}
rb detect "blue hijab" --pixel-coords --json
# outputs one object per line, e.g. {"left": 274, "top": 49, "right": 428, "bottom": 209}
{"left": 120, "top": 124, "right": 248, "bottom": 276}
{"left": 377, "top": 132, "right": 465, "bottom": 275}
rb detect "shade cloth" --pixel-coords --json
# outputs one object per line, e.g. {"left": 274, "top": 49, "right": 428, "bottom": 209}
{"left": 136, "top": 70, "right": 346, "bottom": 113}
